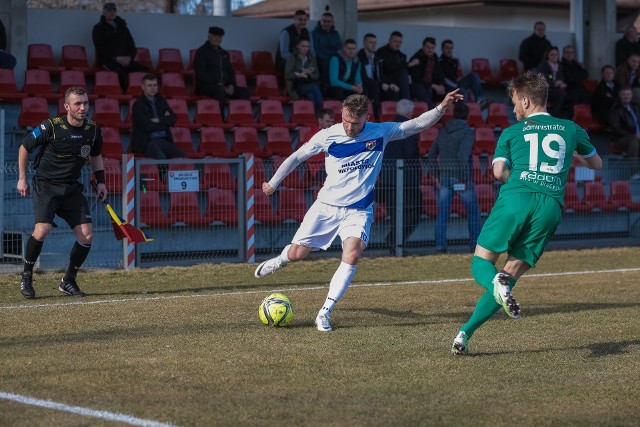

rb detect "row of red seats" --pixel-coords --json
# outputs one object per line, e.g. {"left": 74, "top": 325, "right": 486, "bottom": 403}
{"left": 133, "top": 178, "right": 638, "bottom": 230}
{"left": 26, "top": 43, "right": 279, "bottom": 79}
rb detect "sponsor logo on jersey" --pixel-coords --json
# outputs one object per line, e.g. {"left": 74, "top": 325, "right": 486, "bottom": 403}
{"left": 80, "top": 145, "right": 91, "bottom": 158}
{"left": 519, "top": 170, "right": 562, "bottom": 190}
{"left": 338, "top": 158, "right": 375, "bottom": 174}
{"left": 365, "top": 140, "right": 377, "bottom": 150}
{"left": 522, "top": 123, "right": 565, "bottom": 132}
{"left": 40, "top": 124, "right": 46, "bottom": 130}
{"left": 70, "top": 134, "right": 83, "bottom": 139}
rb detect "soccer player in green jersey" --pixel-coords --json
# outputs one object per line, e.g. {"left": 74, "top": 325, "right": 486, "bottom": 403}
{"left": 451, "top": 72, "right": 602, "bottom": 355}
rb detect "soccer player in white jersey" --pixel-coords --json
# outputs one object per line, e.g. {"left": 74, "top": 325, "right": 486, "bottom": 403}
{"left": 254, "top": 91, "right": 463, "bottom": 331}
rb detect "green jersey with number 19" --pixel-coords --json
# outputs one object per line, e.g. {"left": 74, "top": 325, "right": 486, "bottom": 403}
{"left": 493, "top": 112, "right": 597, "bottom": 207}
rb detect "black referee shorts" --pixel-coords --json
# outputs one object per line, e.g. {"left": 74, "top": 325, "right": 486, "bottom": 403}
{"left": 32, "top": 176, "right": 92, "bottom": 228}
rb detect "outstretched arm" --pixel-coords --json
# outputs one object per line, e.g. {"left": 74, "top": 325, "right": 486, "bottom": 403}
{"left": 399, "top": 89, "right": 463, "bottom": 136}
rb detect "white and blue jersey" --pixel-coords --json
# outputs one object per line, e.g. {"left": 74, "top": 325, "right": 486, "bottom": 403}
{"left": 267, "top": 106, "right": 444, "bottom": 208}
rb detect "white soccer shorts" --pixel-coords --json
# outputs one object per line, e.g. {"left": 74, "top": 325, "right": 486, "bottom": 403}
{"left": 290, "top": 200, "right": 373, "bottom": 250}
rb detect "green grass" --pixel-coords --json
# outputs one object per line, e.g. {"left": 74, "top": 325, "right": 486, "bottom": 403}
{"left": 1, "top": 247, "right": 639, "bottom": 426}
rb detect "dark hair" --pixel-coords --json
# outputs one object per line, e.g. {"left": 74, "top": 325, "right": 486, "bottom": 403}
{"left": 601, "top": 64, "right": 615, "bottom": 73}
{"left": 321, "top": 12, "right": 333, "bottom": 18}
{"left": 296, "top": 36, "right": 310, "bottom": 46}
{"left": 342, "top": 94, "right": 370, "bottom": 117}
{"left": 344, "top": 38, "right": 356, "bottom": 46}
{"left": 141, "top": 73, "right": 157, "bottom": 83}
{"left": 508, "top": 71, "right": 549, "bottom": 107}
{"left": 64, "top": 86, "right": 87, "bottom": 103}
{"left": 441, "top": 39, "right": 453, "bottom": 48}
{"left": 318, "top": 108, "right": 335, "bottom": 120}
{"left": 294, "top": 10, "right": 307, "bottom": 17}
{"left": 390, "top": 31, "right": 403, "bottom": 38}
{"left": 453, "top": 102, "right": 469, "bottom": 120}
{"left": 363, "top": 33, "right": 376, "bottom": 40}
{"left": 422, "top": 37, "right": 436, "bottom": 46}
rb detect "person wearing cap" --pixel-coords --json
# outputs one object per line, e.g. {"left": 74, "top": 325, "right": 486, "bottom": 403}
{"left": 92, "top": 2, "right": 148, "bottom": 90}
{"left": 193, "top": 26, "right": 249, "bottom": 107}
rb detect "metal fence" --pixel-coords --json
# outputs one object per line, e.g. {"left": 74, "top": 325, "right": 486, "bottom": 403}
{"left": 2, "top": 153, "right": 640, "bottom": 272}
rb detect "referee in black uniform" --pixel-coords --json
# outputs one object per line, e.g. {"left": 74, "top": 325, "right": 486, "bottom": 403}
{"left": 17, "top": 86, "right": 108, "bottom": 299}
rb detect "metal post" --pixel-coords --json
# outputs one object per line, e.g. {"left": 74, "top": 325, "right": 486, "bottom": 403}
{"left": 394, "top": 159, "right": 404, "bottom": 257}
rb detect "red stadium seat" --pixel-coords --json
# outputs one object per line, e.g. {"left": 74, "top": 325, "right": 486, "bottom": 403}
{"left": 126, "top": 71, "right": 147, "bottom": 97}
{"left": 102, "top": 157, "right": 123, "bottom": 194}
{"left": 583, "top": 79, "right": 598, "bottom": 94}
{"left": 472, "top": 155, "right": 493, "bottom": 184}
{"left": 471, "top": 58, "right": 499, "bottom": 85}
{"left": 254, "top": 191, "right": 280, "bottom": 224}
{"left": 498, "top": 58, "right": 519, "bottom": 83}
{"left": 258, "top": 99, "right": 293, "bottom": 128}
{"left": 412, "top": 101, "right": 429, "bottom": 118}
{"left": 0, "top": 69, "right": 27, "bottom": 102}
{"left": 473, "top": 127, "right": 497, "bottom": 155}
{"left": 204, "top": 189, "right": 238, "bottom": 225}
{"left": 94, "top": 71, "right": 131, "bottom": 101}
{"left": 61, "top": 45, "right": 95, "bottom": 74}
{"left": 379, "top": 100, "right": 397, "bottom": 122}
{"left": 59, "top": 70, "right": 91, "bottom": 97}
{"left": 278, "top": 188, "right": 307, "bottom": 222}
{"left": 100, "top": 127, "right": 124, "bottom": 160}
{"left": 140, "top": 163, "right": 165, "bottom": 192}
{"left": 273, "top": 156, "right": 303, "bottom": 188}
{"left": 167, "top": 98, "right": 200, "bottom": 130}
{"left": 93, "top": 98, "right": 128, "bottom": 129}
{"left": 609, "top": 180, "right": 640, "bottom": 211}
{"left": 584, "top": 181, "right": 615, "bottom": 212}
{"left": 194, "top": 99, "right": 232, "bottom": 129}
{"left": 27, "top": 43, "right": 64, "bottom": 74}
{"left": 168, "top": 192, "right": 205, "bottom": 226}
{"left": 475, "top": 183, "right": 495, "bottom": 214}
{"left": 156, "top": 48, "right": 185, "bottom": 74}
{"left": 572, "top": 103, "right": 604, "bottom": 132}
{"left": 235, "top": 72, "right": 248, "bottom": 90}
{"left": 250, "top": 51, "right": 277, "bottom": 76}
{"left": 227, "top": 100, "right": 261, "bottom": 128}
{"left": 254, "top": 74, "right": 290, "bottom": 101}
{"left": 486, "top": 103, "right": 511, "bottom": 130}
{"left": 186, "top": 49, "right": 197, "bottom": 78}
{"left": 265, "top": 127, "right": 294, "bottom": 157}
{"left": 232, "top": 127, "right": 270, "bottom": 157}
{"left": 19, "top": 97, "right": 50, "bottom": 128}
{"left": 563, "top": 181, "right": 587, "bottom": 213}
{"left": 170, "top": 127, "right": 204, "bottom": 158}
{"left": 228, "top": 49, "right": 249, "bottom": 76}
{"left": 298, "top": 126, "right": 313, "bottom": 145}
{"left": 22, "top": 69, "right": 59, "bottom": 100}
{"left": 290, "top": 100, "right": 317, "bottom": 127}
{"left": 467, "top": 101, "right": 486, "bottom": 128}
{"left": 134, "top": 47, "right": 155, "bottom": 72}
{"left": 140, "top": 190, "right": 170, "bottom": 227}
{"left": 202, "top": 163, "right": 236, "bottom": 190}
{"left": 161, "top": 72, "right": 196, "bottom": 101}
{"left": 199, "top": 127, "right": 233, "bottom": 158}
{"left": 323, "top": 99, "right": 342, "bottom": 122}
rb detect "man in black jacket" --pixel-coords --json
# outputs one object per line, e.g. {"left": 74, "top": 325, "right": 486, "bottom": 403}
{"left": 358, "top": 33, "right": 399, "bottom": 121}
{"left": 609, "top": 86, "right": 640, "bottom": 169}
{"left": 131, "top": 74, "right": 183, "bottom": 159}
{"left": 518, "top": 21, "right": 552, "bottom": 72}
{"left": 193, "top": 26, "right": 249, "bottom": 107}
{"left": 92, "top": 2, "right": 148, "bottom": 90}
{"left": 409, "top": 37, "right": 446, "bottom": 108}
{"left": 0, "top": 18, "right": 16, "bottom": 70}
{"left": 276, "top": 10, "right": 314, "bottom": 74}
{"left": 376, "top": 31, "right": 411, "bottom": 99}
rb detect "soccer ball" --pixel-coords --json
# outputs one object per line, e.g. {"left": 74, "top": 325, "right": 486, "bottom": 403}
{"left": 259, "top": 293, "right": 294, "bottom": 327}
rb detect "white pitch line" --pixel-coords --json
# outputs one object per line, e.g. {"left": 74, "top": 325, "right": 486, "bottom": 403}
{"left": 0, "top": 392, "right": 177, "bottom": 427}
{"left": 1, "top": 267, "right": 639, "bottom": 311}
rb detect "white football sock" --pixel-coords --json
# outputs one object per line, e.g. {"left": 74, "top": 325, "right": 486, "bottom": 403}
{"left": 279, "top": 244, "right": 291, "bottom": 264}
{"left": 319, "top": 262, "right": 356, "bottom": 315}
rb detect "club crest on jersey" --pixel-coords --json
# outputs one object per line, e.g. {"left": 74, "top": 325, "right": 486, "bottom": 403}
{"left": 80, "top": 145, "right": 91, "bottom": 158}
{"left": 365, "top": 140, "right": 377, "bottom": 150}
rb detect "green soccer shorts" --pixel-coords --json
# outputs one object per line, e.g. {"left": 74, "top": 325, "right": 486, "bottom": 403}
{"left": 477, "top": 192, "right": 562, "bottom": 267}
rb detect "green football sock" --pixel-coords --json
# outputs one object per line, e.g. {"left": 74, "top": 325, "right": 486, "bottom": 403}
{"left": 470, "top": 256, "right": 498, "bottom": 291}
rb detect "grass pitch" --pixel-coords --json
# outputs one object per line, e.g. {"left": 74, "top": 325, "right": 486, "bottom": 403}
{"left": 1, "top": 247, "right": 639, "bottom": 426}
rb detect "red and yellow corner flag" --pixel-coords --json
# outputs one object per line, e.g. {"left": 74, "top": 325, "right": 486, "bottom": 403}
{"left": 103, "top": 202, "right": 154, "bottom": 244}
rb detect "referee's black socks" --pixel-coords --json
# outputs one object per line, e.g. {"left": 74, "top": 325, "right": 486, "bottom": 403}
{"left": 23, "top": 236, "right": 44, "bottom": 273}
{"left": 64, "top": 241, "right": 91, "bottom": 282}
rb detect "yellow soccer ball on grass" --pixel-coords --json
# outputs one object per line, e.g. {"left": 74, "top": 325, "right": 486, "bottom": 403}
{"left": 259, "top": 293, "right": 294, "bottom": 327}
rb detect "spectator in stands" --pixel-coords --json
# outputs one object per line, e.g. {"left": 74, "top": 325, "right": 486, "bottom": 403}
{"left": 518, "top": 21, "right": 552, "bottom": 72}
{"left": 439, "top": 39, "right": 485, "bottom": 106}
{"left": 193, "top": 26, "right": 249, "bottom": 108}
{"left": 276, "top": 10, "right": 314, "bottom": 74}
{"left": 591, "top": 65, "right": 618, "bottom": 127}
{"left": 614, "top": 53, "right": 640, "bottom": 104}
{"left": 427, "top": 102, "right": 481, "bottom": 253}
{"left": 326, "top": 39, "right": 363, "bottom": 101}
{"left": 17, "top": 86, "right": 107, "bottom": 299}
{"left": 538, "top": 46, "right": 567, "bottom": 117}
{"left": 358, "top": 33, "right": 399, "bottom": 121}
{"left": 377, "top": 31, "right": 411, "bottom": 99}
{"left": 311, "top": 11, "right": 342, "bottom": 86}
{"left": 376, "top": 99, "right": 422, "bottom": 255}
{"left": 608, "top": 86, "right": 640, "bottom": 166}
{"left": 92, "top": 2, "right": 148, "bottom": 90}
{"left": 0, "top": 18, "right": 16, "bottom": 70}
{"left": 560, "top": 44, "right": 588, "bottom": 107}
{"left": 131, "top": 74, "right": 183, "bottom": 159}
{"left": 409, "top": 36, "right": 446, "bottom": 107}
{"left": 615, "top": 26, "right": 640, "bottom": 67}
{"left": 285, "top": 36, "right": 323, "bottom": 113}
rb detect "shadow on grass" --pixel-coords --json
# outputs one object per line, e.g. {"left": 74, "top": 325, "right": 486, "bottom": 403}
{"left": 470, "top": 339, "right": 640, "bottom": 358}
